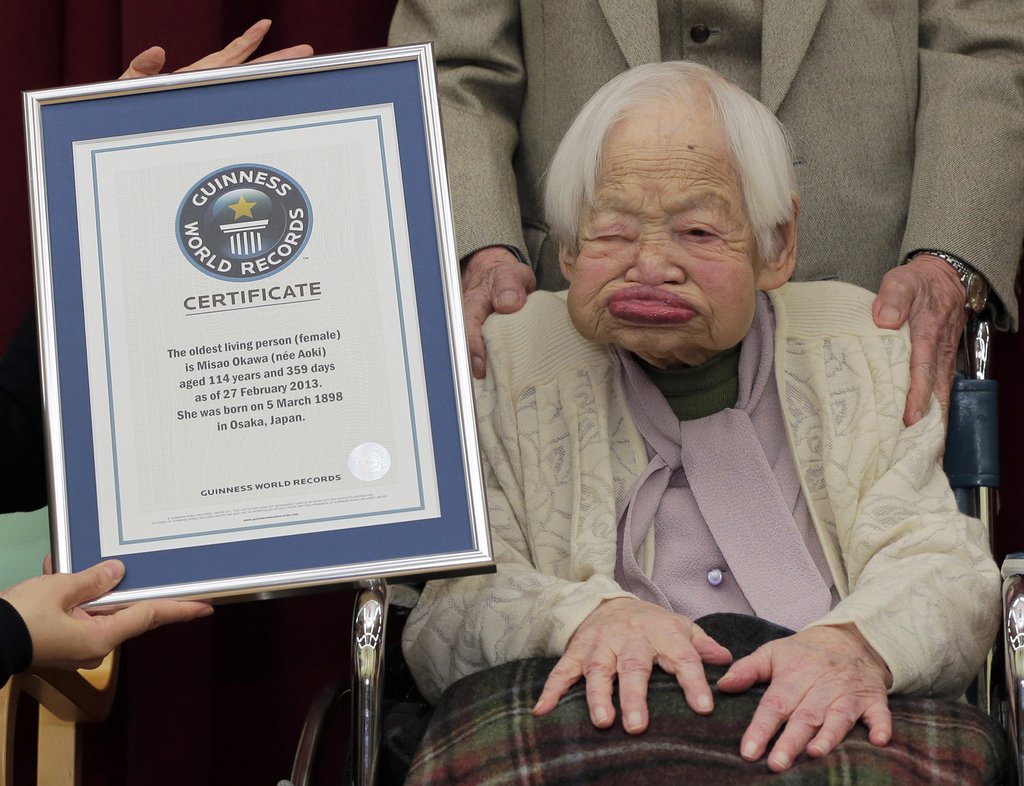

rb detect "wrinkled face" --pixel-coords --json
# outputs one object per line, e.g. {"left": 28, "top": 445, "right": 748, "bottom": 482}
{"left": 560, "top": 98, "right": 794, "bottom": 368}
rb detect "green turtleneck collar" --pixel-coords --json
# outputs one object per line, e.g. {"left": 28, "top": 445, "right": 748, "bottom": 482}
{"left": 639, "top": 344, "right": 741, "bottom": 421}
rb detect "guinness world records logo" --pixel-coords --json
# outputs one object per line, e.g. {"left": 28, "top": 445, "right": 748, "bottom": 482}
{"left": 176, "top": 164, "right": 312, "bottom": 281}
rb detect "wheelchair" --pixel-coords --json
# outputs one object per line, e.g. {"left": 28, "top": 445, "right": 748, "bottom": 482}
{"left": 285, "top": 307, "right": 1017, "bottom": 785}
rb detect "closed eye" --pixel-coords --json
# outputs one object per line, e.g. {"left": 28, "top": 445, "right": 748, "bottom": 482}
{"left": 675, "top": 227, "right": 716, "bottom": 240}
{"left": 589, "top": 233, "right": 634, "bottom": 244}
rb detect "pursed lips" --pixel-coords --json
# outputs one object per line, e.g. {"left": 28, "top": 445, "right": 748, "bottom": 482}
{"left": 607, "top": 286, "right": 698, "bottom": 325}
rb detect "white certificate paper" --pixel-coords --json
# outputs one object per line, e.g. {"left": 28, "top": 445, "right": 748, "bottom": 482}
{"left": 72, "top": 105, "right": 440, "bottom": 555}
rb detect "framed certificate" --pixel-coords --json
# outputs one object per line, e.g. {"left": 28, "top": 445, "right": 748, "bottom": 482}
{"left": 23, "top": 44, "right": 492, "bottom": 605}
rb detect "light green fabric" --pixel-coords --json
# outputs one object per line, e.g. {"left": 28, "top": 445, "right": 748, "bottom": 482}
{"left": 0, "top": 507, "right": 50, "bottom": 587}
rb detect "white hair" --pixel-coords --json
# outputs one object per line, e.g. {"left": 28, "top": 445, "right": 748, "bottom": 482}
{"left": 544, "top": 62, "right": 796, "bottom": 263}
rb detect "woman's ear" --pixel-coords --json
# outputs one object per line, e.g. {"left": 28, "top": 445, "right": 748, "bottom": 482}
{"left": 755, "top": 194, "right": 799, "bottom": 291}
{"left": 559, "top": 242, "right": 578, "bottom": 283}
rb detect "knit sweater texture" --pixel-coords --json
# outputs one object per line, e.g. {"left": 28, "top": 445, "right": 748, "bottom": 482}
{"left": 402, "top": 281, "right": 999, "bottom": 703}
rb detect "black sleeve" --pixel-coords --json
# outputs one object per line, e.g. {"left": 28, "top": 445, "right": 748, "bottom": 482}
{"left": 0, "top": 598, "right": 33, "bottom": 687}
{"left": 0, "top": 315, "right": 48, "bottom": 513}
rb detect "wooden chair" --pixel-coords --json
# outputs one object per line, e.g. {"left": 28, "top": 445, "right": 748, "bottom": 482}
{"left": 0, "top": 647, "right": 118, "bottom": 786}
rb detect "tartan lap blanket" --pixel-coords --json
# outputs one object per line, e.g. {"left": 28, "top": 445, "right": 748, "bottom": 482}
{"left": 404, "top": 617, "right": 1007, "bottom": 785}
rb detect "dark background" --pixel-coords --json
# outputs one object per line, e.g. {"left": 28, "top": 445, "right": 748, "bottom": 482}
{"left": 2, "top": 3, "right": 396, "bottom": 784}
{"left": 1, "top": 3, "right": 1019, "bottom": 784}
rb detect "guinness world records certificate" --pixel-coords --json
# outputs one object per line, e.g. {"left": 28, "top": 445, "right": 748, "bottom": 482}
{"left": 24, "top": 46, "right": 492, "bottom": 604}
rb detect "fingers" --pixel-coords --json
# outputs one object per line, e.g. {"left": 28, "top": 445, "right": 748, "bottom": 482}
{"left": 584, "top": 651, "right": 624, "bottom": 729}
{"left": 902, "top": 301, "right": 964, "bottom": 427}
{"left": 247, "top": 44, "right": 316, "bottom": 66}
{"left": 861, "top": 697, "right": 893, "bottom": 747}
{"left": 37, "top": 598, "right": 212, "bottom": 670}
{"left": 121, "top": 19, "right": 314, "bottom": 83}
{"left": 536, "top": 599, "right": 728, "bottom": 734}
{"left": 176, "top": 20, "right": 313, "bottom": 72}
{"left": 663, "top": 626, "right": 730, "bottom": 714}
{"left": 120, "top": 45, "right": 167, "bottom": 79}
{"left": 872, "top": 270, "right": 914, "bottom": 331}
{"left": 6, "top": 558, "right": 213, "bottom": 670}
{"left": 931, "top": 362, "right": 956, "bottom": 421}
{"left": 614, "top": 643, "right": 661, "bottom": 732}
{"left": 103, "top": 599, "right": 214, "bottom": 645}
{"left": 177, "top": 19, "right": 272, "bottom": 72}
{"left": 461, "top": 286, "right": 495, "bottom": 379}
{"left": 717, "top": 646, "right": 771, "bottom": 694}
{"left": 754, "top": 685, "right": 860, "bottom": 770}
{"left": 727, "top": 626, "right": 892, "bottom": 771}
{"left": 623, "top": 623, "right": 727, "bottom": 727}
{"left": 61, "top": 560, "right": 126, "bottom": 607}
{"left": 461, "top": 247, "right": 534, "bottom": 378}
{"left": 534, "top": 655, "right": 583, "bottom": 717}
{"left": 875, "top": 256, "right": 966, "bottom": 426}
{"left": 740, "top": 683, "right": 799, "bottom": 768}
{"left": 755, "top": 690, "right": 892, "bottom": 771}
{"left": 489, "top": 261, "right": 533, "bottom": 314}
{"left": 535, "top": 646, "right": 649, "bottom": 732}
{"left": 874, "top": 269, "right": 927, "bottom": 422}
{"left": 903, "top": 328, "right": 938, "bottom": 427}
{"left": 807, "top": 694, "right": 891, "bottom": 757}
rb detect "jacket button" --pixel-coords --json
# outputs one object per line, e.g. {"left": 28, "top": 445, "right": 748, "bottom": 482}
{"left": 690, "top": 25, "right": 712, "bottom": 44}
{"left": 707, "top": 568, "right": 724, "bottom": 586}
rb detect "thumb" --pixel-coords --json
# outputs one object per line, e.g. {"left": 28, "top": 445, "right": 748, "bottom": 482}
{"left": 489, "top": 260, "right": 534, "bottom": 314}
{"left": 872, "top": 272, "right": 915, "bottom": 330}
{"left": 121, "top": 46, "right": 166, "bottom": 79}
{"left": 717, "top": 645, "right": 774, "bottom": 693}
{"left": 63, "top": 560, "right": 126, "bottom": 607}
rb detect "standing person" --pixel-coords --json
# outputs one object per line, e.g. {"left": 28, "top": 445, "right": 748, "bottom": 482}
{"left": 0, "top": 18, "right": 313, "bottom": 688}
{"left": 389, "top": 0, "right": 1024, "bottom": 426}
{"left": 0, "top": 316, "right": 212, "bottom": 686}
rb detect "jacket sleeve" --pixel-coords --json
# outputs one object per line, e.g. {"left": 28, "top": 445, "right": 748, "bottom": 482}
{"left": 807, "top": 387, "right": 1000, "bottom": 697}
{"left": 901, "top": 0, "right": 1024, "bottom": 329}
{"left": 388, "top": 0, "right": 531, "bottom": 265}
{"left": 0, "top": 598, "right": 33, "bottom": 688}
{"left": 0, "top": 316, "right": 48, "bottom": 513}
{"left": 401, "top": 314, "right": 632, "bottom": 703}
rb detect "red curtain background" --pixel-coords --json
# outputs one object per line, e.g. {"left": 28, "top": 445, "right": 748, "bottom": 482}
{"left": 2, "top": 4, "right": 396, "bottom": 785}
{"left": 0, "top": 3, "right": 1020, "bottom": 784}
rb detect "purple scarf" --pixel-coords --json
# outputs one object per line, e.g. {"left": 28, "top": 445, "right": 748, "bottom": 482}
{"left": 614, "top": 294, "right": 833, "bottom": 630}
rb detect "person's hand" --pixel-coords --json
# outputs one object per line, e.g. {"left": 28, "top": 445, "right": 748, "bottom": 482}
{"left": 1, "top": 560, "right": 212, "bottom": 671}
{"left": 532, "top": 597, "right": 732, "bottom": 733}
{"left": 120, "top": 18, "right": 313, "bottom": 81}
{"left": 717, "top": 623, "right": 892, "bottom": 772}
{"left": 872, "top": 254, "right": 967, "bottom": 426}
{"left": 462, "top": 246, "right": 535, "bottom": 378}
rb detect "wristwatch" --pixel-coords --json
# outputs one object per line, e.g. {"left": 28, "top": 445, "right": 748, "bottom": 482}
{"left": 911, "top": 250, "right": 990, "bottom": 314}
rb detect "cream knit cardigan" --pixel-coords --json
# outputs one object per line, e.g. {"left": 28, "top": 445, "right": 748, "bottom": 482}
{"left": 403, "top": 282, "right": 999, "bottom": 703}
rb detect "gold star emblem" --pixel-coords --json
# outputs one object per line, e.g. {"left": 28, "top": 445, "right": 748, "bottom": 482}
{"left": 227, "top": 195, "right": 257, "bottom": 220}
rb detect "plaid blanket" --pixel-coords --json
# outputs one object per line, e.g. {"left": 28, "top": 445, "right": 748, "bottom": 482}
{"left": 404, "top": 617, "right": 1006, "bottom": 785}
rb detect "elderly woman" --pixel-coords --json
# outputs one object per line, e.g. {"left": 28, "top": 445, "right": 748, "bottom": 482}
{"left": 401, "top": 62, "right": 1001, "bottom": 782}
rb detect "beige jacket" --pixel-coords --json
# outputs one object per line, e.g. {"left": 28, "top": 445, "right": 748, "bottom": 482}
{"left": 390, "top": 0, "right": 1024, "bottom": 327}
{"left": 402, "top": 282, "right": 999, "bottom": 703}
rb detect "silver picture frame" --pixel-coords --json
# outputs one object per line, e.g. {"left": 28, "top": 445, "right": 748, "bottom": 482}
{"left": 23, "top": 43, "right": 493, "bottom": 606}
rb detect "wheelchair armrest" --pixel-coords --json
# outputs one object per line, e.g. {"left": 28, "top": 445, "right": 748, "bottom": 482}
{"left": 1002, "top": 554, "right": 1024, "bottom": 783}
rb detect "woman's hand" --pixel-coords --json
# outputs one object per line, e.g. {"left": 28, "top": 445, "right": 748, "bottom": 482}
{"left": 718, "top": 623, "right": 892, "bottom": 771}
{"left": 533, "top": 597, "right": 732, "bottom": 733}
{"left": 3, "top": 560, "right": 212, "bottom": 671}
{"left": 120, "top": 19, "right": 313, "bottom": 81}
